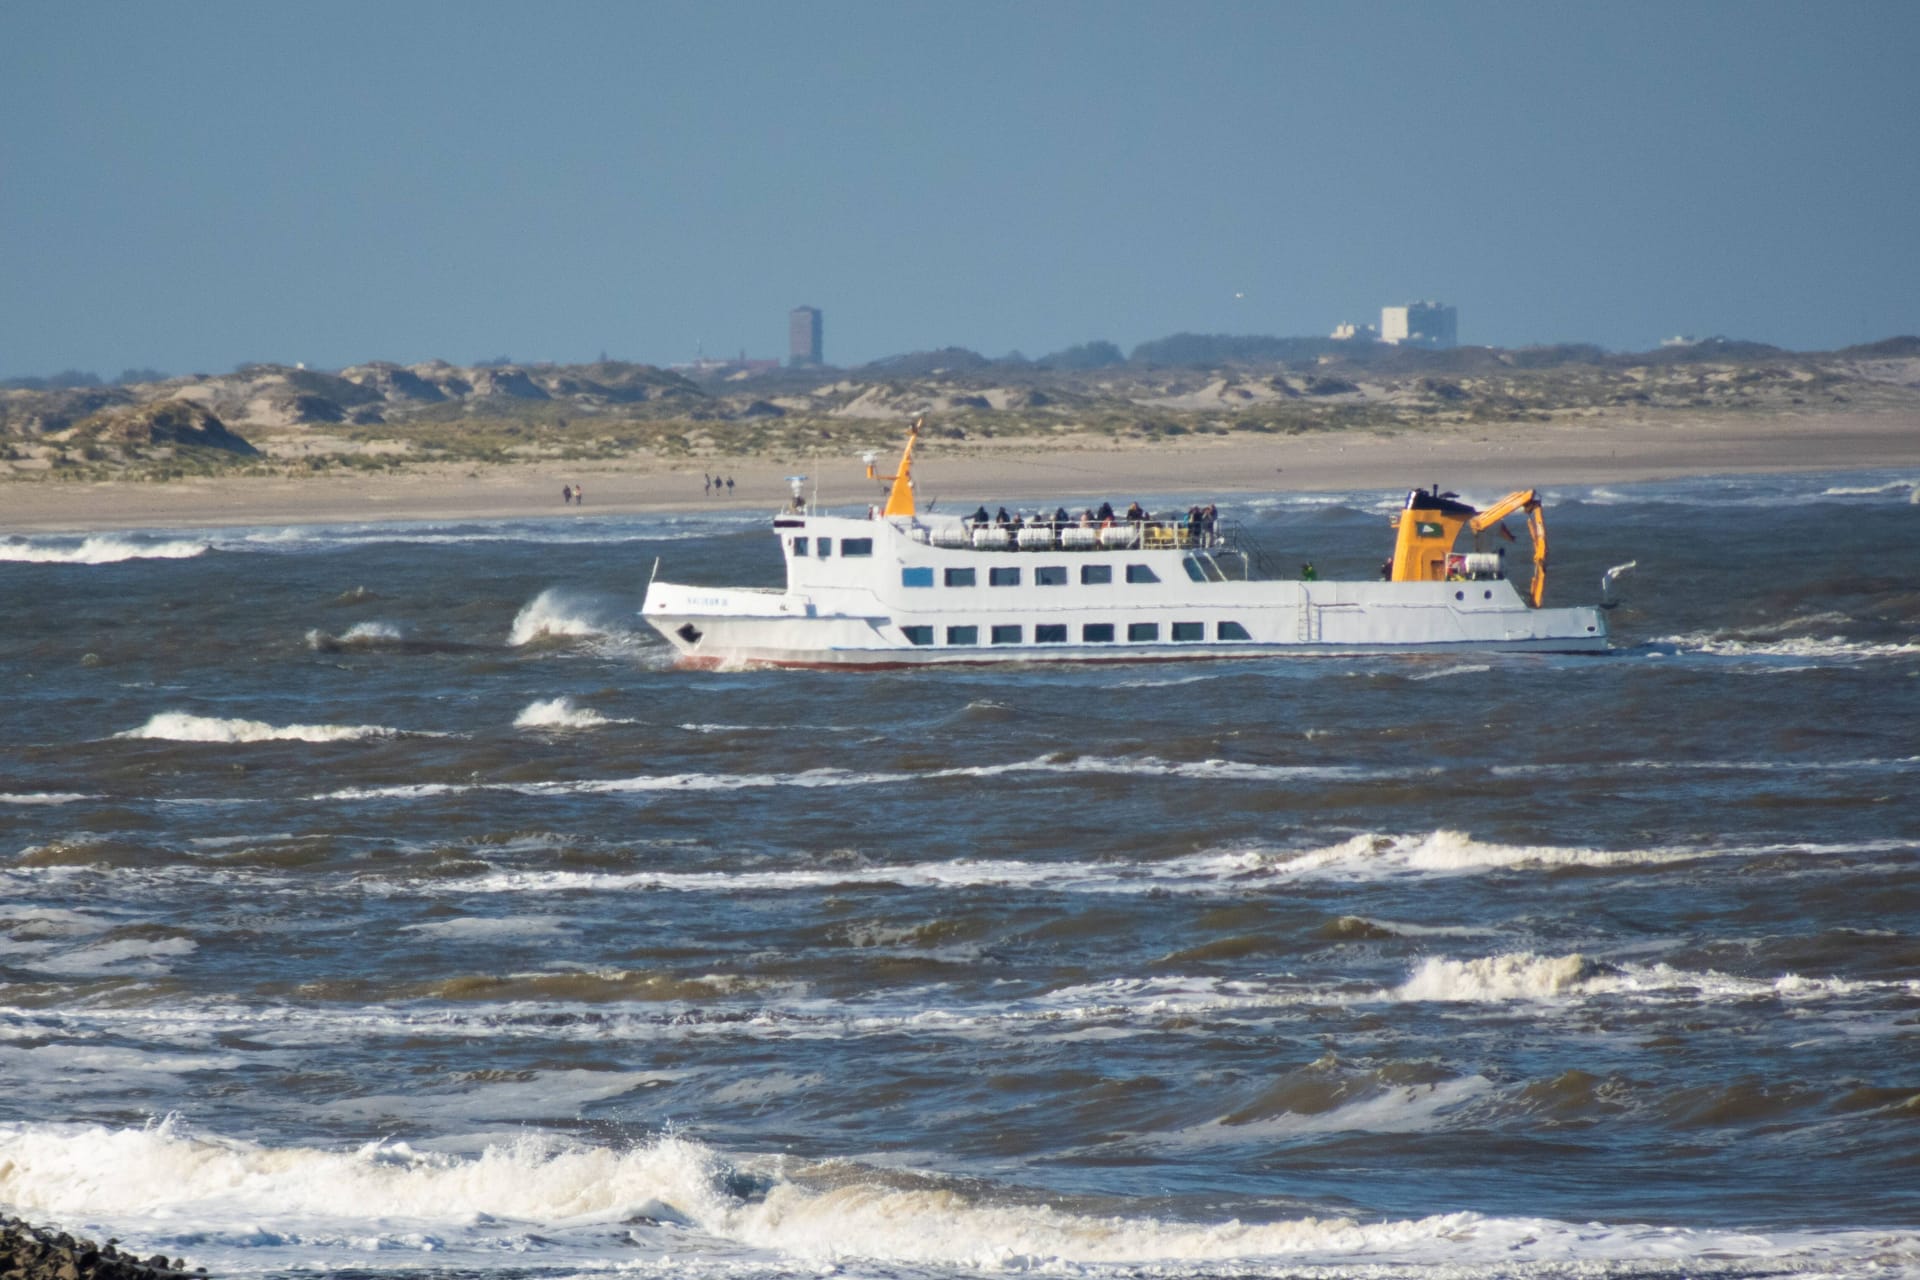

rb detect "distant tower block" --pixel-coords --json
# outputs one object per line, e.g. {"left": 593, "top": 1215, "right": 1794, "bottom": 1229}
{"left": 1380, "top": 301, "right": 1458, "bottom": 349}
{"left": 789, "top": 306, "right": 823, "bottom": 367}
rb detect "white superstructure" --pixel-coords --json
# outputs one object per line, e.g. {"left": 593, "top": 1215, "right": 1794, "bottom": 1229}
{"left": 640, "top": 428, "right": 1610, "bottom": 668}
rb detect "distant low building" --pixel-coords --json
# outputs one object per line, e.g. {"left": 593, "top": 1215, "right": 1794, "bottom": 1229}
{"left": 1331, "top": 322, "right": 1379, "bottom": 342}
{"left": 670, "top": 352, "right": 781, "bottom": 378}
{"left": 1381, "top": 301, "right": 1458, "bottom": 349}
{"left": 789, "top": 306, "right": 823, "bottom": 367}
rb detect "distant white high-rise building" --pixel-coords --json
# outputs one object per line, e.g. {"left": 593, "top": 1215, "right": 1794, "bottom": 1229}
{"left": 1380, "top": 301, "right": 1458, "bottom": 349}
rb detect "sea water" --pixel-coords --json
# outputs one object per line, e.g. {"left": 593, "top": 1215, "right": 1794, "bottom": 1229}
{"left": 2, "top": 471, "right": 1918, "bottom": 1279}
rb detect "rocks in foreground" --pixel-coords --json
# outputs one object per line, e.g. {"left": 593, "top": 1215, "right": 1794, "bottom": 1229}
{"left": 1, "top": 1216, "right": 202, "bottom": 1280}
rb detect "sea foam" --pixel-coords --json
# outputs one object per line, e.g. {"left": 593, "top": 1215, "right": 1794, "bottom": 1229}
{"left": 2, "top": 1120, "right": 1910, "bottom": 1273}
{"left": 0, "top": 535, "right": 209, "bottom": 564}
{"left": 508, "top": 589, "right": 610, "bottom": 646}
{"left": 116, "top": 712, "right": 403, "bottom": 744}
{"left": 513, "top": 697, "right": 614, "bottom": 729}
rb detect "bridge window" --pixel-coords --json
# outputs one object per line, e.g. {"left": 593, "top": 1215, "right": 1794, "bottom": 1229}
{"left": 902, "top": 626, "right": 934, "bottom": 645}
{"left": 1182, "top": 557, "right": 1207, "bottom": 582}
{"left": 944, "top": 567, "right": 975, "bottom": 587}
{"left": 946, "top": 625, "right": 978, "bottom": 645}
{"left": 989, "top": 567, "right": 1021, "bottom": 587}
{"left": 1217, "top": 620, "right": 1251, "bottom": 641}
{"left": 791, "top": 537, "right": 808, "bottom": 556}
{"left": 1035, "top": 566, "right": 1067, "bottom": 586}
{"left": 991, "top": 624, "right": 1022, "bottom": 645}
{"left": 1083, "top": 623, "right": 1114, "bottom": 643}
{"left": 1172, "top": 622, "right": 1204, "bottom": 642}
{"left": 1126, "top": 564, "right": 1159, "bottom": 584}
{"left": 1127, "top": 622, "right": 1159, "bottom": 642}
{"left": 1081, "top": 564, "right": 1112, "bottom": 585}
{"left": 902, "top": 567, "right": 934, "bottom": 588}
{"left": 815, "top": 537, "right": 831, "bottom": 557}
{"left": 840, "top": 538, "right": 873, "bottom": 557}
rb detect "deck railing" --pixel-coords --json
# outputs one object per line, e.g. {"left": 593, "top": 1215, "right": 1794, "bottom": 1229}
{"left": 919, "top": 519, "right": 1234, "bottom": 554}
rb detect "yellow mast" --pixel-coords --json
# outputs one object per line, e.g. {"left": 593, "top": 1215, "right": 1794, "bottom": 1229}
{"left": 866, "top": 417, "right": 922, "bottom": 517}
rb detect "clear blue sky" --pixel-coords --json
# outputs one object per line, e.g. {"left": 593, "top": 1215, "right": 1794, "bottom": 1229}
{"left": 3, "top": 0, "right": 1915, "bottom": 378}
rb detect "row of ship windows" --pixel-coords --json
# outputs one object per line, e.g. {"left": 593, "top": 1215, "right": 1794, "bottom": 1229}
{"left": 792, "top": 537, "right": 872, "bottom": 558}
{"left": 903, "top": 621, "right": 1253, "bottom": 646}
{"left": 904, "top": 564, "right": 1160, "bottom": 588}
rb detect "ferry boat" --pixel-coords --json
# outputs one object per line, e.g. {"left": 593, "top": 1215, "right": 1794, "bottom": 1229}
{"left": 641, "top": 425, "right": 1613, "bottom": 667}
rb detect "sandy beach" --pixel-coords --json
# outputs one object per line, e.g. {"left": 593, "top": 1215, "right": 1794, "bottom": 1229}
{"left": 3, "top": 411, "right": 1915, "bottom": 535}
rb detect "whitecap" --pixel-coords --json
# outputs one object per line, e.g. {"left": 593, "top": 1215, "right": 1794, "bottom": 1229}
{"left": 508, "top": 588, "right": 609, "bottom": 646}
{"left": 0, "top": 535, "right": 209, "bottom": 565}
{"left": 115, "top": 712, "right": 405, "bottom": 744}
{"left": 1390, "top": 951, "right": 1602, "bottom": 1002}
{"left": 305, "top": 620, "right": 403, "bottom": 650}
{"left": 4, "top": 1121, "right": 1910, "bottom": 1274}
{"left": 514, "top": 697, "right": 614, "bottom": 730}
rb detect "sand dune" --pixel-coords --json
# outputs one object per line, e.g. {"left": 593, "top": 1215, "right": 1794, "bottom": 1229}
{"left": 3, "top": 411, "right": 1915, "bottom": 535}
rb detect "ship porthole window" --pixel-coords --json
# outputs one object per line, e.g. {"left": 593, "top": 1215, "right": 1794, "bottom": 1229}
{"left": 1455, "top": 590, "right": 1464, "bottom": 600}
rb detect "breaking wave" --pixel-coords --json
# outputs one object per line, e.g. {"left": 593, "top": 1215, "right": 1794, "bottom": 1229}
{"left": 513, "top": 697, "right": 619, "bottom": 730}
{"left": 508, "top": 589, "right": 609, "bottom": 646}
{"left": 115, "top": 712, "right": 406, "bottom": 744}
{"left": 0, "top": 534, "right": 209, "bottom": 564}
{"left": 304, "top": 620, "right": 403, "bottom": 650}
{"left": 2, "top": 1120, "right": 1908, "bottom": 1274}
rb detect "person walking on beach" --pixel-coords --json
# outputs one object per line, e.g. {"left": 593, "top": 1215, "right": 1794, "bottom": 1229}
{"left": 704, "top": 474, "right": 712, "bottom": 496}
{"left": 562, "top": 484, "right": 573, "bottom": 505}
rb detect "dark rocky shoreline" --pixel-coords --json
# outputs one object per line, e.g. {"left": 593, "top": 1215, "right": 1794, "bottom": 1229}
{"left": 1, "top": 1216, "right": 201, "bottom": 1280}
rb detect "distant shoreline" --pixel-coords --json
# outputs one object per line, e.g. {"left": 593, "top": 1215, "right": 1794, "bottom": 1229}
{"left": 3, "top": 411, "right": 1915, "bottom": 536}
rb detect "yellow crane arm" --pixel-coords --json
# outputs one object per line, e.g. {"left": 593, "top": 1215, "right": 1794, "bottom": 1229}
{"left": 866, "top": 417, "right": 922, "bottom": 517}
{"left": 1469, "top": 489, "right": 1548, "bottom": 608}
